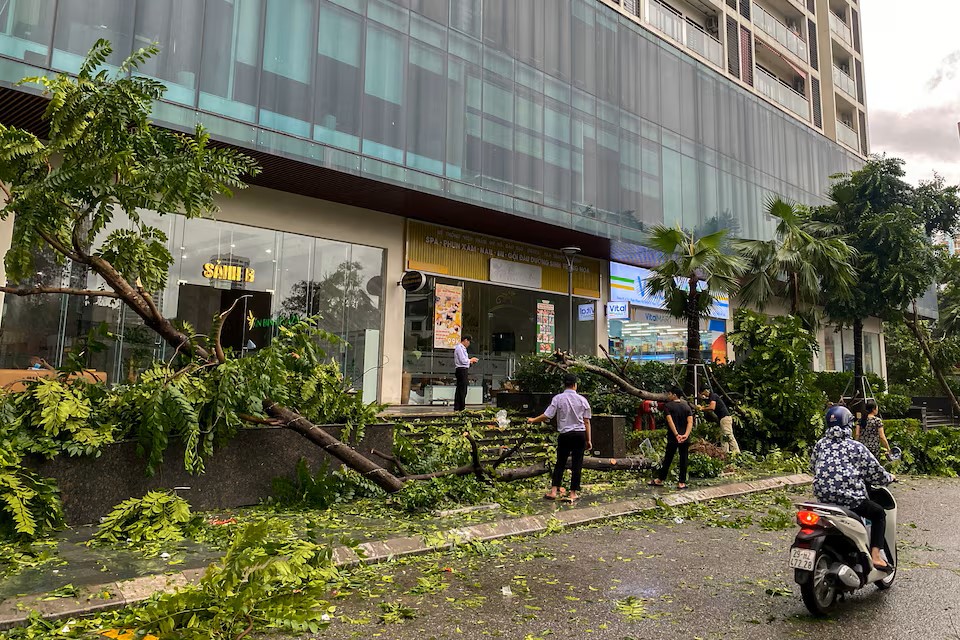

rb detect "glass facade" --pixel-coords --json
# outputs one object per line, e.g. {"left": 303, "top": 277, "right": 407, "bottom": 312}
{"left": 0, "top": 215, "right": 386, "bottom": 401}
{"left": 0, "top": 0, "right": 861, "bottom": 246}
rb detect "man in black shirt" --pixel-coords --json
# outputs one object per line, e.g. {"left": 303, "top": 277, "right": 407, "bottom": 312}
{"left": 650, "top": 386, "right": 693, "bottom": 489}
{"left": 699, "top": 388, "right": 740, "bottom": 455}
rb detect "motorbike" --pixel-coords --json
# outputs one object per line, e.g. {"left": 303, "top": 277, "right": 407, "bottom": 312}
{"left": 789, "top": 485, "right": 897, "bottom": 615}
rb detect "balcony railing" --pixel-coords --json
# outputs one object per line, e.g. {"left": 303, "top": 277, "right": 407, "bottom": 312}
{"left": 829, "top": 11, "right": 852, "bottom": 45}
{"left": 836, "top": 120, "right": 860, "bottom": 152}
{"left": 684, "top": 19, "right": 724, "bottom": 68}
{"left": 752, "top": 3, "right": 807, "bottom": 61}
{"left": 755, "top": 66, "right": 809, "bottom": 119}
{"left": 647, "top": 0, "right": 724, "bottom": 70}
{"left": 832, "top": 65, "right": 857, "bottom": 100}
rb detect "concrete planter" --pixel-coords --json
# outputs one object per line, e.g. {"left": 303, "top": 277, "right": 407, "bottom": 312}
{"left": 28, "top": 424, "right": 394, "bottom": 525}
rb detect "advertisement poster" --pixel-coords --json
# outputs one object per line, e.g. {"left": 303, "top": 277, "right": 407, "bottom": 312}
{"left": 536, "top": 301, "right": 555, "bottom": 354}
{"left": 433, "top": 284, "right": 463, "bottom": 349}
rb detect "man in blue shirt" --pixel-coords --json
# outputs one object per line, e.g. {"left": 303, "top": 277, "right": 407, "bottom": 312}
{"left": 528, "top": 373, "right": 593, "bottom": 503}
{"left": 453, "top": 335, "right": 478, "bottom": 411}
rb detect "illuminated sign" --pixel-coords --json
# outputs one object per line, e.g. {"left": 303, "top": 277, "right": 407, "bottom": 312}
{"left": 202, "top": 262, "right": 255, "bottom": 283}
{"left": 247, "top": 311, "right": 301, "bottom": 331}
{"left": 606, "top": 301, "right": 629, "bottom": 319}
{"left": 609, "top": 261, "right": 729, "bottom": 320}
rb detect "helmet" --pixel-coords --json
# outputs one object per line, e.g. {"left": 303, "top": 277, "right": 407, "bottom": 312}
{"left": 825, "top": 405, "right": 854, "bottom": 429}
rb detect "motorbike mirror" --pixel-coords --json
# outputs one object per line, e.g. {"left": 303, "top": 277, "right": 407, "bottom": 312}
{"left": 887, "top": 446, "right": 902, "bottom": 462}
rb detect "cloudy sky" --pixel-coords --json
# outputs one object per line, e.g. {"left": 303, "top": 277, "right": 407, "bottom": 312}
{"left": 863, "top": 1, "right": 960, "bottom": 185}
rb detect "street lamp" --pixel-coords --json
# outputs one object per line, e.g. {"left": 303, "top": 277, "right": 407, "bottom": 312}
{"left": 560, "top": 246, "right": 580, "bottom": 354}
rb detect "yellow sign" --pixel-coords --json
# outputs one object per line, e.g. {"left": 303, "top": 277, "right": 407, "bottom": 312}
{"left": 406, "top": 221, "right": 601, "bottom": 298}
{"left": 202, "top": 262, "right": 255, "bottom": 283}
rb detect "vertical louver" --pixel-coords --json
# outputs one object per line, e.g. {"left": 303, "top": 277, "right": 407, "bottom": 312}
{"left": 740, "top": 26, "right": 753, "bottom": 86}
{"left": 858, "top": 111, "right": 868, "bottom": 154}
{"left": 811, "top": 77, "right": 822, "bottom": 128}
{"left": 855, "top": 59, "right": 864, "bottom": 104}
{"left": 807, "top": 0, "right": 815, "bottom": 13}
{"left": 851, "top": 10, "right": 861, "bottom": 53}
{"left": 623, "top": 0, "right": 640, "bottom": 17}
{"left": 727, "top": 16, "right": 741, "bottom": 78}
{"left": 727, "top": 0, "right": 737, "bottom": 8}
{"left": 739, "top": 0, "right": 751, "bottom": 20}
{"left": 808, "top": 19, "right": 818, "bottom": 70}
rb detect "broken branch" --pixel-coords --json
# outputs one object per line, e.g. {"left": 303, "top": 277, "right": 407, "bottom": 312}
{"left": 0, "top": 285, "right": 120, "bottom": 299}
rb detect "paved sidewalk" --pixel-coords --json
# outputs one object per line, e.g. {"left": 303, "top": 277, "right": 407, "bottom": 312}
{"left": 0, "top": 473, "right": 811, "bottom": 630}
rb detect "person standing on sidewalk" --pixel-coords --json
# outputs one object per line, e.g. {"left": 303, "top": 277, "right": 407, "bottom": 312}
{"left": 650, "top": 386, "right": 693, "bottom": 489}
{"left": 698, "top": 387, "right": 740, "bottom": 455}
{"left": 453, "top": 335, "right": 478, "bottom": 412}
{"left": 528, "top": 373, "right": 592, "bottom": 503}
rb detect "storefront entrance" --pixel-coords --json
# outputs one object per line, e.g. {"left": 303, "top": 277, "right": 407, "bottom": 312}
{"left": 401, "top": 222, "right": 603, "bottom": 407}
{"left": 177, "top": 284, "right": 273, "bottom": 355}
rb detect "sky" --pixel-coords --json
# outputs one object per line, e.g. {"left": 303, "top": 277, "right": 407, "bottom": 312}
{"left": 862, "top": 1, "right": 960, "bottom": 185}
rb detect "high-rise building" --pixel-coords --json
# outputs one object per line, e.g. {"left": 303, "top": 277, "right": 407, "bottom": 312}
{"left": 0, "top": 0, "right": 881, "bottom": 403}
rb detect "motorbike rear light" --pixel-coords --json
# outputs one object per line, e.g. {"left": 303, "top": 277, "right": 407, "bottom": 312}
{"left": 797, "top": 510, "right": 820, "bottom": 527}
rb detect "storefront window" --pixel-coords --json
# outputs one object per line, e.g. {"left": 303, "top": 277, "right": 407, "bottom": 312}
{"left": 0, "top": 214, "right": 386, "bottom": 401}
{"left": 402, "top": 277, "right": 596, "bottom": 405}
{"left": 607, "top": 309, "right": 726, "bottom": 363}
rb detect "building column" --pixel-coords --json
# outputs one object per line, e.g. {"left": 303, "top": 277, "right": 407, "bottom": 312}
{"left": 379, "top": 236, "right": 406, "bottom": 405}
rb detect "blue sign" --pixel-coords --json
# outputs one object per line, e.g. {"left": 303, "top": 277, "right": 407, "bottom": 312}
{"left": 609, "top": 261, "right": 729, "bottom": 320}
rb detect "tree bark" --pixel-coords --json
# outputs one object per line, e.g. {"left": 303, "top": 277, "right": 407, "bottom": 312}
{"left": 264, "top": 400, "right": 405, "bottom": 493}
{"left": 852, "top": 317, "right": 866, "bottom": 401}
{"left": 906, "top": 305, "right": 960, "bottom": 417}
{"left": 685, "top": 283, "right": 701, "bottom": 396}
{"left": 549, "top": 352, "right": 671, "bottom": 402}
{"left": 0, "top": 286, "right": 121, "bottom": 298}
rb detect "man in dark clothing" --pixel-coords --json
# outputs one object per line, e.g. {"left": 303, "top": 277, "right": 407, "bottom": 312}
{"left": 651, "top": 386, "right": 693, "bottom": 489}
{"left": 698, "top": 388, "right": 740, "bottom": 454}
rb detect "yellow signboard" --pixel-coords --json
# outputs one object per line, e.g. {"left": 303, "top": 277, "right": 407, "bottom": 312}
{"left": 202, "top": 262, "right": 255, "bottom": 283}
{"left": 406, "top": 221, "right": 601, "bottom": 298}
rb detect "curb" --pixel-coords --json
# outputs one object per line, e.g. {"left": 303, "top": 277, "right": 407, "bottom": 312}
{"left": 0, "top": 473, "right": 812, "bottom": 630}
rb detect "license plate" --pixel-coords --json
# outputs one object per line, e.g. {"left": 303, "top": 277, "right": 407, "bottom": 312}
{"left": 789, "top": 547, "right": 817, "bottom": 571}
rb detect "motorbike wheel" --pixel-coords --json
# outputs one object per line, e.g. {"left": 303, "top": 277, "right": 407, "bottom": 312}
{"left": 800, "top": 552, "right": 837, "bottom": 615}
{"left": 876, "top": 543, "right": 897, "bottom": 590}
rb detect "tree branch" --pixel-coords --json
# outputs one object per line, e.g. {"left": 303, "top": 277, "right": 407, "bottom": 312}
{"left": 370, "top": 449, "right": 412, "bottom": 477}
{"left": 0, "top": 180, "right": 10, "bottom": 200}
{"left": 547, "top": 351, "right": 671, "bottom": 401}
{"left": 214, "top": 295, "right": 250, "bottom": 364}
{"left": 36, "top": 227, "right": 83, "bottom": 263}
{"left": 238, "top": 413, "right": 283, "bottom": 427}
{"left": 464, "top": 431, "right": 486, "bottom": 481}
{"left": 0, "top": 285, "right": 120, "bottom": 299}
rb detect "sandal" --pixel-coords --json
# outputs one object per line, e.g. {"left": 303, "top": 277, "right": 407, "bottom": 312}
{"left": 562, "top": 495, "right": 580, "bottom": 504}
{"left": 648, "top": 479, "right": 664, "bottom": 487}
{"left": 677, "top": 483, "right": 689, "bottom": 490}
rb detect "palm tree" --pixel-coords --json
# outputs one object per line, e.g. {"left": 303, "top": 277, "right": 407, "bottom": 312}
{"left": 735, "top": 197, "right": 857, "bottom": 331}
{"left": 641, "top": 225, "right": 746, "bottom": 394}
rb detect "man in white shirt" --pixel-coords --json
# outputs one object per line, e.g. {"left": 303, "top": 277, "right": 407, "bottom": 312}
{"left": 527, "top": 373, "right": 593, "bottom": 503}
{"left": 453, "top": 335, "right": 478, "bottom": 411}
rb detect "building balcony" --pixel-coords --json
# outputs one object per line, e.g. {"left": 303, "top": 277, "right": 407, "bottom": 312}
{"left": 829, "top": 12, "right": 852, "bottom": 45}
{"left": 752, "top": 3, "right": 807, "bottom": 62}
{"left": 836, "top": 120, "right": 860, "bottom": 152}
{"left": 832, "top": 65, "right": 857, "bottom": 100}
{"left": 755, "top": 66, "right": 809, "bottom": 120}
{"left": 684, "top": 19, "right": 724, "bottom": 69}
{"left": 647, "top": 0, "right": 724, "bottom": 70}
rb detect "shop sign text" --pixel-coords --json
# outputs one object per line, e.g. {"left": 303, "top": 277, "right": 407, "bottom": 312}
{"left": 203, "top": 262, "right": 255, "bottom": 283}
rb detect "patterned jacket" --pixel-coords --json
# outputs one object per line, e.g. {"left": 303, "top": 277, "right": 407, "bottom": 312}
{"left": 811, "top": 424, "right": 894, "bottom": 508}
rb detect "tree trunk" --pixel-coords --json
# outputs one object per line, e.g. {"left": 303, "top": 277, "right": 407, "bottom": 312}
{"left": 906, "top": 305, "right": 960, "bottom": 417}
{"left": 790, "top": 272, "right": 800, "bottom": 316}
{"left": 685, "top": 284, "right": 701, "bottom": 396}
{"left": 852, "top": 317, "right": 866, "bottom": 402}
{"left": 264, "top": 401, "right": 405, "bottom": 493}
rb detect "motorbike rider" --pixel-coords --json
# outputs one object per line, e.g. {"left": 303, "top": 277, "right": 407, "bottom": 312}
{"left": 811, "top": 405, "right": 896, "bottom": 571}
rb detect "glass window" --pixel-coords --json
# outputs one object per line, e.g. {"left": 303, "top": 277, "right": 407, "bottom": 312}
{"left": 514, "top": 0, "right": 544, "bottom": 68}
{"left": 449, "top": 0, "right": 481, "bottom": 38}
{"left": 259, "top": 0, "right": 316, "bottom": 137}
{"left": 363, "top": 25, "right": 406, "bottom": 163}
{"left": 52, "top": 0, "right": 135, "bottom": 73}
{"left": 132, "top": 0, "right": 203, "bottom": 106}
{"left": 0, "top": 0, "right": 55, "bottom": 64}
{"left": 406, "top": 41, "right": 447, "bottom": 174}
{"left": 662, "top": 148, "right": 682, "bottom": 227}
{"left": 314, "top": 4, "right": 363, "bottom": 150}
{"left": 342, "top": 244, "right": 384, "bottom": 403}
{"left": 570, "top": 1, "right": 596, "bottom": 94}
{"left": 543, "top": 100, "right": 571, "bottom": 209}
{"left": 659, "top": 50, "right": 681, "bottom": 134}
{"left": 543, "top": 0, "right": 570, "bottom": 81}
{"left": 595, "top": 10, "right": 618, "bottom": 105}
{"left": 199, "top": 0, "right": 263, "bottom": 122}
{"left": 482, "top": 0, "right": 513, "bottom": 54}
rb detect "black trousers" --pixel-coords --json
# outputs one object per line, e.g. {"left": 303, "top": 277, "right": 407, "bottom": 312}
{"left": 552, "top": 431, "right": 586, "bottom": 491}
{"left": 659, "top": 437, "right": 690, "bottom": 484}
{"left": 852, "top": 498, "right": 887, "bottom": 552}
{"left": 454, "top": 367, "right": 469, "bottom": 411}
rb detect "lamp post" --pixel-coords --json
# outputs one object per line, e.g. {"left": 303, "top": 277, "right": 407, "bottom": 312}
{"left": 560, "top": 246, "right": 580, "bottom": 354}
